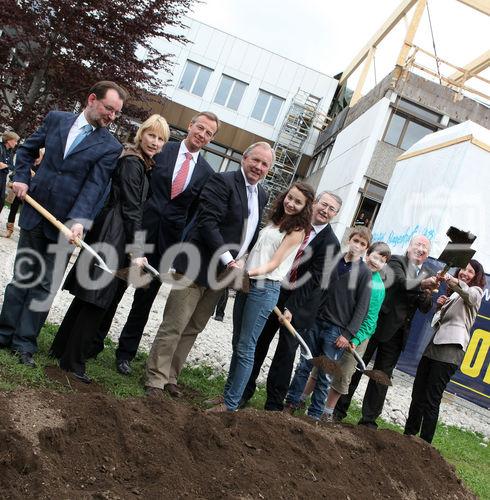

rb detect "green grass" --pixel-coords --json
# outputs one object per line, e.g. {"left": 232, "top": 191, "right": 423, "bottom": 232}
{"left": 1, "top": 323, "right": 488, "bottom": 498}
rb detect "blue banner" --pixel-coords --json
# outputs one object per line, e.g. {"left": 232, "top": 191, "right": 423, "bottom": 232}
{"left": 398, "top": 264, "right": 490, "bottom": 409}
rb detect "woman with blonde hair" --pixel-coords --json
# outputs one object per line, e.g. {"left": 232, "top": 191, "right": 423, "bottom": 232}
{"left": 50, "top": 114, "right": 170, "bottom": 382}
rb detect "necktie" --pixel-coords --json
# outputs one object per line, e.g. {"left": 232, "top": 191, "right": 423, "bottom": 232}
{"left": 171, "top": 152, "right": 192, "bottom": 199}
{"left": 65, "top": 124, "right": 92, "bottom": 157}
{"left": 246, "top": 185, "right": 255, "bottom": 215}
{"left": 289, "top": 225, "right": 312, "bottom": 286}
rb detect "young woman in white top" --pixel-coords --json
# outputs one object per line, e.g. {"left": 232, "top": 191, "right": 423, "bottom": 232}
{"left": 210, "top": 181, "right": 315, "bottom": 412}
{"left": 404, "top": 259, "right": 486, "bottom": 443}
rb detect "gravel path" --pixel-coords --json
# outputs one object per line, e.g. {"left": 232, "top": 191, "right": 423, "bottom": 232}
{"left": 0, "top": 212, "right": 488, "bottom": 440}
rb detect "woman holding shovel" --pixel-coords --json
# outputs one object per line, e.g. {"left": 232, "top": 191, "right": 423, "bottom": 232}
{"left": 50, "top": 115, "right": 170, "bottom": 383}
{"left": 208, "top": 182, "right": 315, "bottom": 412}
{"left": 404, "top": 259, "right": 485, "bottom": 443}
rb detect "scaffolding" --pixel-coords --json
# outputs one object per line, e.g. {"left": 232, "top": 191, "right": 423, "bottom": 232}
{"left": 262, "top": 90, "right": 322, "bottom": 203}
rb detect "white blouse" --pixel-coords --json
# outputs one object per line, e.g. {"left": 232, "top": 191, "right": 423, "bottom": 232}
{"left": 246, "top": 224, "right": 301, "bottom": 281}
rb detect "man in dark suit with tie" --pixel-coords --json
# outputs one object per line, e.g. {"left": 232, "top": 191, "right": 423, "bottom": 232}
{"left": 241, "top": 191, "right": 342, "bottom": 411}
{"left": 334, "top": 235, "right": 438, "bottom": 427}
{"left": 145, "top": 141, "right": 272, "bottom": 398}
{"left": 0, "top": 81, "right": 126, "bottom": 366}
{"left": 109, "top": 112, "right": 218, "bottom": 376}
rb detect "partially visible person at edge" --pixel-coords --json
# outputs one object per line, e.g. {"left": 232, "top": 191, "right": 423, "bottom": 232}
{"left": 334, "top": 235, "right": 438, "bottom": 428}
{"left": 49, "top": 115, "right": 169, "bottom": 383}
{"left": 96, "top": 111, "right": 218, "bottom": 377}
{"left": 0, "top": 130, "right": 20, "bottom": 225}
{"left": 4, "top": 148, "right": 44, "bottom": 239}
{"left": 240, "top": 191, "right": 342, "bottom": 411}
{"left": 284, "top": 226, "right": 373, "bottom": 421}
{"left": 207, "top": 182, "right": 315, "bottom": 413}
{"left": 321, "top": 241, "right": 391, "bottom": 420}
{"left": 144, "top": 141, "right": 271, "bottom": 399}
{"left": 0, "top": 81, "right": 126, "bottom": 367}
{"left": 404, "top": 259, "right": 485, "bottom": 443}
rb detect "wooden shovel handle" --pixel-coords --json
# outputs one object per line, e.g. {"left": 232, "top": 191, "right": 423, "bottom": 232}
{"left": 273, "top": 306, "right": 296, "bottom": 338}
{"left": 11, "top": 182, "right": 82, "bottom": 247}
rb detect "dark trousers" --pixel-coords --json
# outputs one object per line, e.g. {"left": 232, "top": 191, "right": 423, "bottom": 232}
{"left": 7, "top": 196, "right": 22, "bottom": 223}
{"left": 334, "top": 331, "right": 403, "bottom": 427}
{"left": 115, "top": 278, "right": 162, "bottom": 362}
{"left": 242, "top": 292, "right": 299, "bottom": 410}
{"left": 0, "top": 224, "right": 71, "bottom": 353}
{"left": 214, "top": 288, "right": 229, "bottom": 319}
{"left": 84, "top": 279, "right": 128, "bottom": 359}
{"left": 50, "top": 298, "right": 106, "bottom": 374}
{"left": 404, "top": 355, "right": 457, "bottom": 443}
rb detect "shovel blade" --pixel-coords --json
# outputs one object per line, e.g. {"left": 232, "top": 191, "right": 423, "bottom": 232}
{"left": 364, "top": 369, "right": 392, "bottom": 386}
{"left": 312, "top": 356, "right": 341, "bottom": 377}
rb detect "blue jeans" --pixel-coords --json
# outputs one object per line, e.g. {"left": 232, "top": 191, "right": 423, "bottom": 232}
{"left": 286, "top": 319, "right": 345, "bottom": 419}
{"left": 224, "top": 279, "right": 281, "bottom": 410}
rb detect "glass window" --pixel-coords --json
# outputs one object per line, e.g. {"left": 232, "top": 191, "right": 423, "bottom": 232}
{"left": 178, "top": 60, "right": 212, "bottom": 97}
{"left": 251, "top": 90, "right": 284, "bottom": 126}
{"left": 214, "top": 76, "right": 233, "bottom": 106}
{"left": 214, "top": 76, "right": 247, "bottom": 111}
{"left": 400, "top": 121, "right": 434, "bottom": 150}
{"left": 384, "top": 111, "right": 436, "bottom": 150}
{"left": 384, "top": 113, "right": 406, "bottom": 147}
{"left": 201, "top": 150, "right": 224, "bottom": 172}
{"left": 227, "top": 160, "right": 241, "bottom": 172}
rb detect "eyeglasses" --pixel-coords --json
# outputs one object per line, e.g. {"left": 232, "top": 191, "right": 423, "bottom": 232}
{"left": 319, "top": 202, "right": 339, "bottom": 214}
{"left": 102, "top": 103, "right": 122, "bottom": 118}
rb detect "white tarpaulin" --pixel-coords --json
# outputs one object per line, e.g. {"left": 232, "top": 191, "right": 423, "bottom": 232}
{"left": 372, "top": 120, "right": 490, "bottom": 269}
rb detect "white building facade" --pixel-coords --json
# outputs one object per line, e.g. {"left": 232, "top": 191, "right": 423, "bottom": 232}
{"left": 146, "top": 18, "right": 338, "bottom": 173}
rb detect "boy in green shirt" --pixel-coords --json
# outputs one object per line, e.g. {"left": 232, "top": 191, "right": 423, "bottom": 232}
{"left": 323, "top": 241, "right": 391, "bottom": 420}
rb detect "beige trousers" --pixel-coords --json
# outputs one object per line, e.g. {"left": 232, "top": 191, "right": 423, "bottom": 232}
{"left": 146, "top": 280, "right": 222, "bottom": 389}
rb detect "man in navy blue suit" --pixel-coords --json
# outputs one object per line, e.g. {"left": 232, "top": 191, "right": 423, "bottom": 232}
{"left": 108, "top": 112, "right": 218, "bottom": 377}
{"left": 0, "top": 81, "right": 127, "bottom": 366}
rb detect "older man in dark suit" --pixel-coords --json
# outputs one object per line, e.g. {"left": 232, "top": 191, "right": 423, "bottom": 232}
{"left": 145, "top": 141, "right": 272, "bottom": 398}
{"left": 334, "top": 235, "right": 438, "bottom": 427}
{"left": 90, "top": 112, "right": 218, "bottom": 375}
{"left": 0, "top": 81, "right": 126, "bottom": 366}
{"left": 241, "top": 191, "right": 342, "bottom": 410}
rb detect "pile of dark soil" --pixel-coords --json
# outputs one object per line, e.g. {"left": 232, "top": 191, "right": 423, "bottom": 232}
{"left": 0, "top": 388, "right": 474, "bottom": 499}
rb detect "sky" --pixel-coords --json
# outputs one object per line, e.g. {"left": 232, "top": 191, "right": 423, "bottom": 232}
{"left": 190, "top": 0, "right": 489, "bottom": 99}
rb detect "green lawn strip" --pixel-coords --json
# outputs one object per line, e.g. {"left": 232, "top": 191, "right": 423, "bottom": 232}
{"left": 0, "top": 324, "right": 487, "bottom": 497}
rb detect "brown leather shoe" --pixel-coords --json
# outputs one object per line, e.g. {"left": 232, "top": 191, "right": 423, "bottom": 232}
{"left": 204, "top": 395, "right": 224, "bottom": 406}
{"left": 164, "top": 383, "right": 183, "bottom": 398}
{"left": 4, "top": 222, "right": 14, "bottom": 238}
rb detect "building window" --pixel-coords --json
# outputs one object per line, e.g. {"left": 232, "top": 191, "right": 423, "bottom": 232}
{"left": 178, "top": 60, "right": 213, "bottom": 97}
{"left": 352, "top": 179, "right": 387, "bottom": 229}
{"left": 251, "top": 90, "right": 285, "bottom": 126}
{"left": 214, "top": 75, "right": 247, "bottom": 111}
{"left": 383, "top": 111, "right": 437, "bottom": 150}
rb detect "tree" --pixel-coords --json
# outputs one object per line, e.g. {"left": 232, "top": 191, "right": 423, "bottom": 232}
{"left": 0, "top": 0, "right": 193, "bottom": 135}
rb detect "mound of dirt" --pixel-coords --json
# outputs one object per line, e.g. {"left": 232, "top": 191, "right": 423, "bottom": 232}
{"left": 0, "top": 388, "right": 473, "bottom": 499}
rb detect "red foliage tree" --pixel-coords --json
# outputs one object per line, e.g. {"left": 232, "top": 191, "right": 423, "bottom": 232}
{"left": 0, "top": 0, "right": 193, "bottom": 135}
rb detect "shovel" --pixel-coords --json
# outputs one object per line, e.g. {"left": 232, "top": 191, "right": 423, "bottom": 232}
{"left": 18, "top": 188, "right": 116, "bottom": 277}
{"left": 347, "top": 345, "right": 392, "bottom": 386}
{"left": 273, "top": 307, "right": 341, "bottom": 376}
{"left": 434, "top": 226, "right": 477, "bottom": 293}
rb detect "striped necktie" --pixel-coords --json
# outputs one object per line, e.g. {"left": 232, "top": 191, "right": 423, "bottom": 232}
{"left": 171, "top": 152, "right": 192, "bottom": 199}
{"left": 288, "top": 226, "right": 312, "bottom": 286}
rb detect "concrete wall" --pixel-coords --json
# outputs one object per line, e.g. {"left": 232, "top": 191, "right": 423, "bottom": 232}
{"left": 365, "top": 141, "right": 404, "bottom": 185}
{"left": 151, "top": 18, "right": 338, "bottom": 152}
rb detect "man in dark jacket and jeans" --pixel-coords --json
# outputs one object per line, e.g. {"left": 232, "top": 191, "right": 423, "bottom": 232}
{"left": 285, "top": 226, "right": 373, "bottom": 420}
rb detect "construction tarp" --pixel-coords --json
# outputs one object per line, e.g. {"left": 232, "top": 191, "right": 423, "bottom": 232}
{"left": 372, "top": 120, "right": 490, "bottom": 408}
{"left": 372, "top": 120, "right": 490, "bottom": 269}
